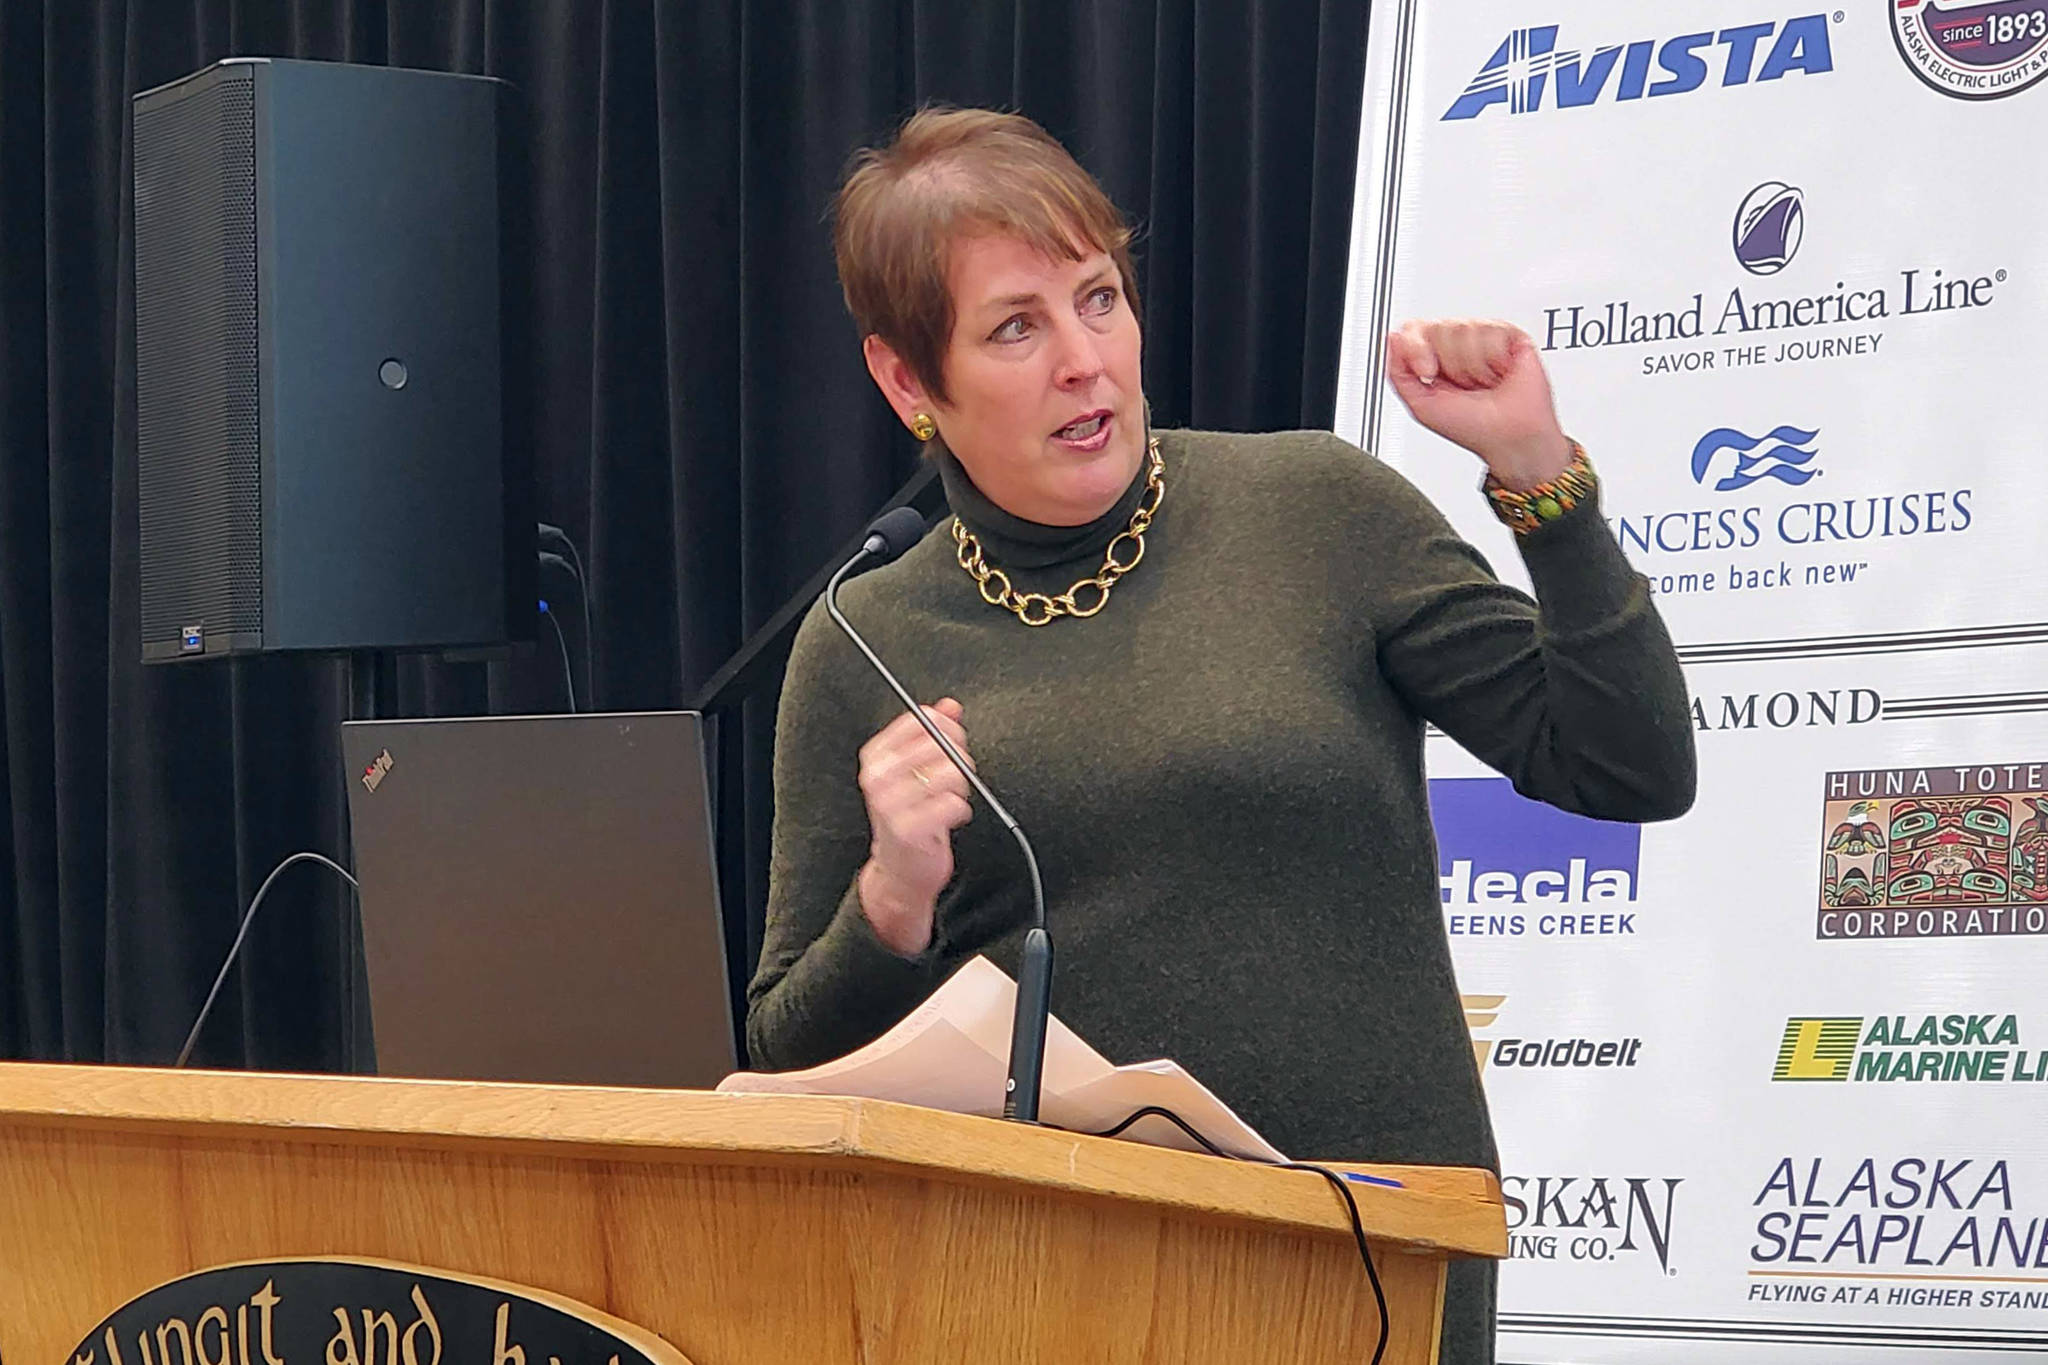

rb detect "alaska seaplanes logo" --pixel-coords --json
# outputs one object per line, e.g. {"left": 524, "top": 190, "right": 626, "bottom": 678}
{"left": 1891, "top": 0, "right": 2048, "bottom": 100}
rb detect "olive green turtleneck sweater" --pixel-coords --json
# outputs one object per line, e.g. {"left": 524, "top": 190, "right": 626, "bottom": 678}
{"left": 747, "top": 427, "right": 1694, "bottom": 1362}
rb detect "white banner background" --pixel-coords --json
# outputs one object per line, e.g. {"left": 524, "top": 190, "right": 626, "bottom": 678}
{"left": 1334, "top": 4, "right": 2048, "bottom": 1361}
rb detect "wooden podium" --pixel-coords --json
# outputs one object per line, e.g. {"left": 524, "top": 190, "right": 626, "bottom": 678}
{"left": 0, "top": 1064, "right": 1504, "bottom": 1363}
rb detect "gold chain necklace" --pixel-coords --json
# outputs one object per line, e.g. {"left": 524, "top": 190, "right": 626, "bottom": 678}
{"left": 951, "top": 437, "right": 1165, "bottom": 626}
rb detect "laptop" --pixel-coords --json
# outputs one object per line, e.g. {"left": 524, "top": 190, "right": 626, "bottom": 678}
{"left": 341, "top": 711, "right": 736, "bottom": 1089}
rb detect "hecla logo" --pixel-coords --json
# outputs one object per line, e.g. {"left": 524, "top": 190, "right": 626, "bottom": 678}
{"left": 1443, "top": 15, "right": 1835, "bottom": 120}
{"left": 1690, "top": 425, "right": 1821, "bottom": 490}
{"left": 1431, "top": 777, "right": 1641, "bottom": 906}
{"left": 1464, "top": 994, "right": 1507, "bottom": 1069}
{"left": 1734, "top": 182, "right": 1805, "bottom": 275}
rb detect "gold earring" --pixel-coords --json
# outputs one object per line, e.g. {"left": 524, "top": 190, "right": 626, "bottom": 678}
{"left": 910, "top": 412, "right": 937, "bottom": 442}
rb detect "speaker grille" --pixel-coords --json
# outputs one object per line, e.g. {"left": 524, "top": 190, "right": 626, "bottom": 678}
{"left": 135, "top": 70, "right": 263, "bottom": 653}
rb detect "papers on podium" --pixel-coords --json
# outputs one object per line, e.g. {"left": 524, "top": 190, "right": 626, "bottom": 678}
{"left": 717, "top": 956, "right": 1288, "bottom": 1163}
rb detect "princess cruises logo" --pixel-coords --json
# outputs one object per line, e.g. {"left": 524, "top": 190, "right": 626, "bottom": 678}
{"left": 1690, "top": 424, "right": 1821, "bottom": 490}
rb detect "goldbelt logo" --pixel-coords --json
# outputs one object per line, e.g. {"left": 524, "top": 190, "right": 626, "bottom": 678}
{"left": 1463, "top": 994, "right": 1643, "bottom": 1073}
{"left": 1773, "top": 1013, "right": 2048, "bottom": 1083}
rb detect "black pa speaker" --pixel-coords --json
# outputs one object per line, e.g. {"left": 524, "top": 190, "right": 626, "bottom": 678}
{"left": 133, "top": 57, "right": 531, "bottom": 662}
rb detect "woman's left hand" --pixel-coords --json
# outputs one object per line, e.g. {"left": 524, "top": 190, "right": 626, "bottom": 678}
{"left": 1387, "top": 318, "right": 1571, "bottom": 493}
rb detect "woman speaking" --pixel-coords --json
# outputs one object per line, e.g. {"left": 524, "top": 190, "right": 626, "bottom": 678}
{"left": 746, "top": 107, "right": 1696, "bottom": 1364}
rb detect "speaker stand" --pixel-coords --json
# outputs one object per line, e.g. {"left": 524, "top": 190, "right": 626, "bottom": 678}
{"left": 338, "top": 649, "right": 397, "bottom": 1074}
{"left": 347, "top": 649, "right": 399, "bottom": 721}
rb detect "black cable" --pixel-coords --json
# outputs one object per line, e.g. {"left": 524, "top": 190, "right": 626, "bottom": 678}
{"left": 538, "top": 525, "right": 594, "bottom": 700}
{"left": 1278, "top": 1161, "right": 1391, "bottom": 1365}
{"left": 541, "top": 601, "right": 577, "bottom": 712}
{"left": 549, "top": 532, "right": 588, "bottom": 600}
{"left": 568, "top": 567, "right": 592, "bottom": 701}
{"left": 1072, "top": 1105, "right": 1390, "bottom": 1365}
{"left": 175, "top": 851, "right": 361, "bottom": 1068}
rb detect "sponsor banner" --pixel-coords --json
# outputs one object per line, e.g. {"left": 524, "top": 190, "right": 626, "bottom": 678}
{"left": 1340, "top": 3, "right": 2048, "bottom": 1360}
{"left": 1819, "top": 764, "right": 2048, "bottom": 938}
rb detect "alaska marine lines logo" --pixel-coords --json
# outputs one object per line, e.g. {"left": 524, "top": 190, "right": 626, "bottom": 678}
{"left": 1442, "top": 14, "right": 1835, "bottom": 119}
{"left": 1773, "top": 1012, "right": 2048, "bottom": 1082}
{"left": 1733, "top": 182, "right": 1805, "bottom": 275}
{"left": 1818, "top": 764, "right": 2048, "bottom": 938}
{"left": 1892, "top": 0, "right": 2048, "bottom": 100}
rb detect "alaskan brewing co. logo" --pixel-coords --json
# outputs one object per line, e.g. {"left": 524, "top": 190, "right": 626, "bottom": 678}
{"left": 1462, "top": 994, "right": 1643, "bottom": 1073}
{"left": 1690, "top": 424, "right": 1821, "bottom": 490}
{"left": 1773, "top": 1013, "right": 2048, "bottom": 1082}
{"left": 68, "top": 1260, "right": 695, "bottom": 1365}
{"left": 1503, "top": 1175, "right": 1682, "bottom": 1270}
{"left": 1891, "top": 0, "right": 2048, "bottom": 100}
{"left": 1819, "top": 764, "right": 2048, "bottom": 938}
{"left": 1442, "top": 15, "right": 1835, "bottom": 120}
{"left": 1733, "top": 183, "right": 1805, "bottom": 275}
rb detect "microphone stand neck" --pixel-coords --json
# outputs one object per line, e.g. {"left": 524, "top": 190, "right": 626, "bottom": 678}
{"left": 825, "top": 549, "right": 1053, "bottom": 1125}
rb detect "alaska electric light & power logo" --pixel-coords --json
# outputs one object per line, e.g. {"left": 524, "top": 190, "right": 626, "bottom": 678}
{"left": 1892, "top": 0, "right": 2048, "bottom": 100}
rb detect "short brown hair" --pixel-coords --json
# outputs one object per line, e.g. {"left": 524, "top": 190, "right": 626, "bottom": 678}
{"left": 833, "top": 106, "right": 1138, "bottom": 405}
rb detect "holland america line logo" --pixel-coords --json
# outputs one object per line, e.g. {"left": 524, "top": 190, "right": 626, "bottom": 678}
{"left": 1734, "top": 182, "right": 1805, "bottom": 275}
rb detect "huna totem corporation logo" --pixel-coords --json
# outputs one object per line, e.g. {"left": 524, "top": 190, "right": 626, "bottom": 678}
{"left": 1733, "top": 182, "right": 1805, "bottom": 275}
{"left": 1818, "top": 764, "right": 2048, "bottom": 939}
{"left": 1891, "top": 0, "right": 2048, "bottom": 100}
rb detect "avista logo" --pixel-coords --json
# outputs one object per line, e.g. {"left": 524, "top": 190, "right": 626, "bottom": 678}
{"left": 1443, "top": 15, "right": 1835, "bottom": 120}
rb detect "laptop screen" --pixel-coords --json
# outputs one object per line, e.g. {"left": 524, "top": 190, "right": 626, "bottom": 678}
{"left": 341, "top": 711, "right": 735, "bottom": 1088}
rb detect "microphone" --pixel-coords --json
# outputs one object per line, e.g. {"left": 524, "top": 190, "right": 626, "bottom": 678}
{"left": 823, "top": 507, "right": 1054, "bottom": 1124}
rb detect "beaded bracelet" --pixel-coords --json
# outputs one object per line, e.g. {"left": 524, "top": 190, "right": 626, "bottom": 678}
{"left": 1482, "top": 440, "right": 1597, "bottom": 535}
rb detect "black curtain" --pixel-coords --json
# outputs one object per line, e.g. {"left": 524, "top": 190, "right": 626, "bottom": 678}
{"left": 0, "top": 0, "right": 1369, "bottom": 1069}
